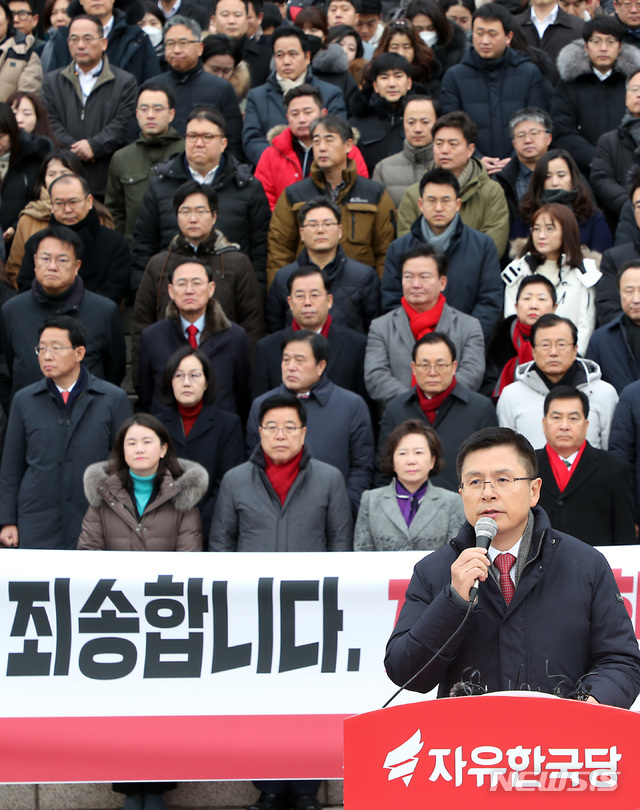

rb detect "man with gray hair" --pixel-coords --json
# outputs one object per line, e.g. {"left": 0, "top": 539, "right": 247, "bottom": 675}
{"left": 155, "top": 15, "right": 243, "bottom": 155}
{"left": 493, "top": 107, "right": 553, "bottom": 236}
{"left": 267, "top": 113, "right": 396, "bottom": 283}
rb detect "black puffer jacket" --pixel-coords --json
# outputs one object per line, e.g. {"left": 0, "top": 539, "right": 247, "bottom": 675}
{"left": 552, "top": 40, "right": 640, "bottom": 174}
{"left": 131, "top": 151, "right": 270, "bottom": 288}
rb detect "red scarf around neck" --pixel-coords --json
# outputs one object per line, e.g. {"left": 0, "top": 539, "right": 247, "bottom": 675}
{"left": 545, "top": 440, "right": 587, "bottom": 492}
{"left": 494, "top": 320, "right": 533, "bottom": 399}
{"left": 264, "top": 447, "right": 304, "bottom": 504}
{"left": 416, "top": 377, "right": 457, "bottom": 424}
{"left": 402, "top": 294, "right": 446, "bottom": 341}
{"left": 292, "top": 314, "right": 332, "bottom": 338}
{"left": 178, "top": 399, "right": 204, "bottom": 437}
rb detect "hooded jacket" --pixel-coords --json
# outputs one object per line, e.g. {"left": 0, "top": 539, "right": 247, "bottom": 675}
{"left": 40, "top": 1, "right": 161, "bottom": 83}
{"left": 502, "top": 251, "right": 602, "bottom": 354}
{"left": 131, "top": 151, "right": 270, "bottom": 290}
{"left": 372, "top": 140, "right": 434, "bottom": 209}
{"left": 105, "top": 127, "right": 185, "bottom": 241}
{"left": 396, "top": 156, "right": 510, "bottom": 257}
{"left": 131, "top": 228, "right": 264, "bottom": 379}
{"left": 243, "top": 68, "right": 348, "bottom": 166}
{"left": 385, "top": 505, "right": 640, "bottom": 706}
{"left": 497, "top": 357, "right": 619, "bottom": 449}
{"left": 209, "top": 444, "right": 353, "bottom": 552}
{"left": 267, "top": 158, "right": 396, "bottom": 282}
{"left": 78, "top": 459, "right": 208, "bottom": 551}
{"left": 552, "top": 40, "right": 640, "bottom": 173}
{"left": 440, "top": 47, "right": 549, "bottom": 158}
{"left": 311, "top": 43, "right": 360, "bottom": 114}
{"left": 254, "top": 124, "right": 369, "bottom": 210}
{"left": 0, "top": 32, "right": 42, "bottom": 101}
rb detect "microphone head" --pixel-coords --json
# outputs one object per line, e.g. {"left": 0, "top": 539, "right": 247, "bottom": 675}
{"left": 474, "top": 516, "right": 498, "bottom": 550}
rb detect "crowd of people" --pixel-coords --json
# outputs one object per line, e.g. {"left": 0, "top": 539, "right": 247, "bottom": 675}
{"left": 1, "top": 0, "right": 640, "bottom": 805}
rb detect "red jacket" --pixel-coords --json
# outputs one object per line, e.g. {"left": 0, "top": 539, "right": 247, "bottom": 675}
{"left": 255, "top": 126, "right": 369, "bottom": 210}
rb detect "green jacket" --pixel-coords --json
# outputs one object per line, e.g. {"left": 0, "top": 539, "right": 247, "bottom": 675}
{"left": 397, "top": 156, "right": 510, "bottom": 257}
{"left": 104, "top": 127, "right": 185, "bottom": 241}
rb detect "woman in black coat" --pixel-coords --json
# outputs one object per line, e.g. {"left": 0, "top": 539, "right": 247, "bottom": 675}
{"left": 155, "top": 346, "right": 244, "bottom": 538}
{"left": 0, "top": 102, "right": 51, "bottom": 245}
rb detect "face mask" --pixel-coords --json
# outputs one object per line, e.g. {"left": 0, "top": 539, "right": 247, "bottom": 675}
{"left": 142, "top": 26, "right": 163, "bottom": 48}
{"left": 420, "top": 30, "right": 438, "bottom": 47}
{"left": 305, "top": 34, "right": 323, "bottom": 57}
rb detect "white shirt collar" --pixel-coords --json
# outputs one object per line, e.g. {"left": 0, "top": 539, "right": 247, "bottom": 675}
{"left": 102, "top": 15, "right": 114, "bottom": 38}
{"left": 593, "top": 67, "right": 613, "bottom": 81}
{"left": 180, "top": 313, "right": 206, "bottom": 339}
{"left": 188, "top": 163, "right": 219, "bottom": 184}
{"left": 489, "top": 539, "right": 522, "bottom": 585}
{"left": 530, "top": 4, "right": 558, "bottom": 37}
{"left": 158, "top": 0, "right": 181, "bottom": 17}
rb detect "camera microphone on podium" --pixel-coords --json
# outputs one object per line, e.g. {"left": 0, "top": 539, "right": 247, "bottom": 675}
{"left": 468, "top": 517, "right": 498, "bottom": 603}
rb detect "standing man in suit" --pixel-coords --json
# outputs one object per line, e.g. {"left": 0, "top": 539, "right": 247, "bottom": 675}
{"left": 536, "top": 386, "right": 636, "bottom": 545}
{"left": 252, "top": 266, "right": 369, "bottom": 403}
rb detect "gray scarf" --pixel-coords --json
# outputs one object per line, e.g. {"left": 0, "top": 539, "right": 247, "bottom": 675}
{"left": 420, "top": 212, "right": 459, "bottom": 253}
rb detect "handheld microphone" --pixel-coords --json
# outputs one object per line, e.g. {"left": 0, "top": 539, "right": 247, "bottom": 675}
{"left": 468, "top": 517, "right": 498, "bottom": 603}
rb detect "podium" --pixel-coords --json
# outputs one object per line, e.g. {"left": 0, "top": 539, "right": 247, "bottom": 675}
{"left": 344, "top": 692, "right": 640, "bottom": 808}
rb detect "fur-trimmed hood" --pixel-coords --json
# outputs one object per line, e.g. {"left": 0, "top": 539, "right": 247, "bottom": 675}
{"left": 165, "top": 296, "right": 231, "bottom": 338}
{"left": 169, "top": 228, "right": 241, "bottom": 257}
{"left": 557, "top": 38, "right": 640, "bottom": 82}
{"left": 230, "top": 60, "right": 251, "bottom": 101}
{"left": 312, "top": 43, "right": 349, "bottom": 75}
{"left": 83, "top": 459, "right": 209, "bottom": 511}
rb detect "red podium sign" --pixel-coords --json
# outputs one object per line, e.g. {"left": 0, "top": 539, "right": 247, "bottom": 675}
{"left": 344, "top": 693, "right": 640, "bottom": 808}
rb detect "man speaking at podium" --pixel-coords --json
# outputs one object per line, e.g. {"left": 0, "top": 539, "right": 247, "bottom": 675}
{"left": 385, "top": 427, "right": 640, "bottom": 707}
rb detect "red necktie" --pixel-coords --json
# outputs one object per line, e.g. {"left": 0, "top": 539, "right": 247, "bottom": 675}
{"left": 186, "top": 324, "right": 198, "bottom": 349}
{"left": 61, "top": 391, "right": 70, "bottom": 404}
{"left": 495, "top": 553, "right": 516, "bottom": 605}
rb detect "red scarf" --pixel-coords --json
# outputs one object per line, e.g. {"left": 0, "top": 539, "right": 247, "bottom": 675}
{"left": 545, "top": 440, "right": 587, "bottom": 492}
{"left": 178, "top": 399, "right": 204, "bottom": 437}
{"left": 292, "top": 314, "right": 332, "bottom": 338}
{"left": 416, "top": 377, "right": 457, "bottom": 424}
{"left": 264, "top": 448, "right": 304, "bottom": 504}
{"left": 493, "top": 320, "right": 534, "bottom": 399}
{"left": 402, "top": 294, "right": 446, "bottom": 341}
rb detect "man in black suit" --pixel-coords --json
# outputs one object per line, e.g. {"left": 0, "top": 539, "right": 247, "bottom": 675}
{"left": 536, "top": 385, "right": 636, "bottom": 545}
{"left": 252, "top": 265, "right": 369, "bottom": 403}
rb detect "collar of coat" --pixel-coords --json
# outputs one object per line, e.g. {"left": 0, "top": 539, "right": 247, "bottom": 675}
{"left": 82, "top": 459, "right": 209, "bottom": 511}
{"left": 31, "top": 274, "right": 85, "bottom": 310}
{"left": 249, "top": 442, "right": 312, "bottom": 471}
{"left": 310, "top": 158, "right": 357, "bottom": 197}
{"left": 170, "top": 228, "right": 240, "bottom": 257}
{"left": 165, "top": 295, "right": 231, "bottom": 339}
{"left": 557, "top": 38, "right": 640, "bottom": 82}
{"left": 61, "top": 53, "right": 115, "bottom": 95}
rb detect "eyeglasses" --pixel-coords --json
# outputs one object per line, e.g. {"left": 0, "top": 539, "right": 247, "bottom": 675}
{"left": 533, "top": 340, "right": 575, "bottom": 352}
{"left": 164, "top": 38, "right": 199, "bottom": 49}
{"left": 260, "top": 424, "right": 304, "bottom": 435}
{"left": 177, "top": 206, "right": 211, "bottom": 217}
{"left": 414, "top": 362, "right": 452, "bottom": 372}
{"left": 35, "top": 344, "right": 73, "bottom": 356}
{"left": 301, "top": 220, "right": 340, "bottom": 231}
{"left": 173, "top": 371, "right": 204, "bottom": 382}
{"left": 460, "top": 475, "right": 534, "bottom": 492}
{"left": 185, "top": 132, "right": 224, "bottom": 143}
{"left": 51, "top": 196, "right": 88, "bottom": 210}
{"left": 34, "top": 253, "right": 73, "bottom": 267}
{"left": 12, "top": 10, "right": 33, "bottom": 18}
{"left": 137, "top": 104, "right": 170, "bottom": 114}
{"left": 615, "top": 0, "right": 640, "bottom": 8}
{"left": 68, "top": 34, "right": 103, "bottom": 44}
{"left": 513, "top": 128, "right": 548, "bottom": 141}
